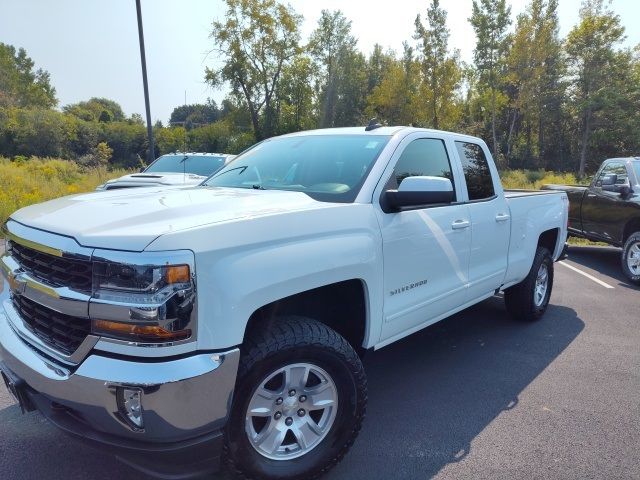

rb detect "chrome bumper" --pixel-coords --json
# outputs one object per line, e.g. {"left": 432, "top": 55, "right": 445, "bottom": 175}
{"left": 0, "top": 301, "right": 239, "bottom": 442}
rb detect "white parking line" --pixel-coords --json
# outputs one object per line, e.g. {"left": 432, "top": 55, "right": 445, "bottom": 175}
{"left": 558, "top": 261, "right": 615, "bottom": 289}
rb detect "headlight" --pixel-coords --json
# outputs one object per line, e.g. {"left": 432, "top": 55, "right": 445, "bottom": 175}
{"left": 90, "top": 252, "right": 196, "bottom": 345}
{"left": 92, "top": 262, "right": 191, "bottom": 303}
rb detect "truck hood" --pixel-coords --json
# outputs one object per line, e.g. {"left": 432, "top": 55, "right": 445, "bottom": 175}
{"left": 102, "top": 172, "right": 206, "bottom": 188}
{"left": 11, "top": 186, "right": 327, "bottom": 251}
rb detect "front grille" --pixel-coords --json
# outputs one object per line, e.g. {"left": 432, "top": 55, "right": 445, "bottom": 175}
{"left": 12, "top": 295, "right": 90, "bottom": 355}
{"left": 10, "top": 242, "right": 92, "bottom": 293}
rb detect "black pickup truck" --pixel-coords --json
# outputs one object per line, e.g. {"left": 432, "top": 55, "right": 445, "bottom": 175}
{"left": 543, "top": 157, "right": 640, "bottom": 283}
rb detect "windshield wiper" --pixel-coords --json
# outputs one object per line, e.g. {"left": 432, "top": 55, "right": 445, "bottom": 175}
{"left": 208, "top": 165, "right": 248, "bottom": 181}
{"left": 251, "top": 184, "right": 266, "bottom": 190}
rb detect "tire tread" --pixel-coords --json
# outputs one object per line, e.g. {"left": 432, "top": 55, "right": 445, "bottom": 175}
{"left": 225, "top": 316, "right": 367, "bottom": 480}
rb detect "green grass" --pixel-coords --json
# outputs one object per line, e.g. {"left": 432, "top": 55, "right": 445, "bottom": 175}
{"left": 0, "top": 157, "right": 132, "bottom": 229}
{"left": 499, "top": 169, "right": 584, "bottom": 190}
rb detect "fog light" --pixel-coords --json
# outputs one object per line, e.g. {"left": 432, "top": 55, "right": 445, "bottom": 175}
{"left": 117, "top": 387, "right": 144, "bottom": 430}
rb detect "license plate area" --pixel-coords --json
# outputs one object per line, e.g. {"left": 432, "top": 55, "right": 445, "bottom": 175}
{"left": 1, "top": 364, "right": 35, "bottom": 413}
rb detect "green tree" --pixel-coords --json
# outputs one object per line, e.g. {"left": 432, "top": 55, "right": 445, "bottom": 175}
{"left": 206, "top": 0, "right": 302, "bottom": 140}
{"left": 414, "top": 0, "right": 463, "bottom": 130}
{"left": 469, "top": 0, "right": 511, "bottom": 160}
{"left": 366, "top": 43, "right": 421, "bottom": 125}
{"left": 0, "top": 43, "right": 57, "bottom": 108}
{"left": 505, "top": 0, "right": 565, "bottom": 169}
{"left": 155, "top": 125, "right": 187, "bottom": 154}
{"left": 308, "top": 10, "right": 360, "bottom": 127}
{"left": 77, "top": 141, "right": 113, "bottom": 167}
{"left": 63, "top": 97, "right": 125, "bottom": 122}
{"left": 565, "top": 0, "right": 627, "bottom": 177}
{"left": 276, "top": 55, "right": 317, "bottom": 133}
{"left": 169, "top": 101, "right": 221, "bottom": 127}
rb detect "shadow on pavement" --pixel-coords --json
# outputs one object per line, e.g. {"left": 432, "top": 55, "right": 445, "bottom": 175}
{"left": 327, "top": 296, "right": 584, "bottom": 480}
{"left": 566, "top": 245, "right": 639, "bottom": 290}
{"left": 0, "top": 297, "right": 583, "bottom": 480}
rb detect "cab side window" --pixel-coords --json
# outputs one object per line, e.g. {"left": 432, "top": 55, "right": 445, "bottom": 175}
{"left": 387, "top": 138, "right": 455, "bottom": 200}
{"left": 455, "top": 141, "right": 495, "bottom": 201}
{"left": 595, "top": 162, "right": 628, "bottom": 187}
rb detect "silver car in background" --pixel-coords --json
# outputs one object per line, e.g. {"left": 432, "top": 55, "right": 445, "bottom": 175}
{"left": 96, "top": 152, "right": 234, "bottom": 191}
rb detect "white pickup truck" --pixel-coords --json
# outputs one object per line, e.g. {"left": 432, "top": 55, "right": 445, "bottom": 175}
{"left": 0, "top": 126, "right": 568, "bottom": 479}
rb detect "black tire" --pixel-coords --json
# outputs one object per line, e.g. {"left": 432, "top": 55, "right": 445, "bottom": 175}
{"left": 225, "top": 316, "right": 367, "bottom": 480}
{"left": 621, "top": 232, "right": 640, "bottom": 284}
{"left": 504, "top": 246, "right": 554, "bottom": 321}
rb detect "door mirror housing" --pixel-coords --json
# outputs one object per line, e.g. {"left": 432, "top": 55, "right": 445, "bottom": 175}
{"left": 602, "top": 184, "right": 632, "bottom": 197}
{"left": 601, "top": 174, "right": 617, "bottom": 186}
{"left": 385, "top": 176, "right": 454, "bottom": 210}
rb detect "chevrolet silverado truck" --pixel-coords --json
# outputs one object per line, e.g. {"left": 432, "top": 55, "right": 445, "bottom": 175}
{"left": 95, "top": 152, "right": 234, "bottom": 191}
{"left": 543, "top": 157, "right": 640, "bottom": 283}
{"left": 0, "top": 126, "right": 568, "bottom": 480}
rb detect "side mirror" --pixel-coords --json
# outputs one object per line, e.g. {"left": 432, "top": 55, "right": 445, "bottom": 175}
{"left": 385, "top": 176, "right": 454, "bottom": 210}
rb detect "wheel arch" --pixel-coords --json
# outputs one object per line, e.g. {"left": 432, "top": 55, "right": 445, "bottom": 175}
{"left": 622, "top": 217, "right": 640, "bottom": 244}
{"left": 243, "top": 279, "right": 370, "bottom": 355}
{"left": 538, "top": 228, "right": 560, "bottom": 256}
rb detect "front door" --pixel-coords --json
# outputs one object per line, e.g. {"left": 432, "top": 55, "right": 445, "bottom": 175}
{"left": 376, "top": 136, "right": 471, "bottom": 342}
{"left": 581, "top": 161, "right": 630, "bottom": 244}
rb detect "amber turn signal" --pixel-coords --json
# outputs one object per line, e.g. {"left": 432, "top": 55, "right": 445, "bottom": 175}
{"left": 92, "top": 319, "right": 191, "bottom": 342}
{"left": 165, "top": 265, "right": 190, "bottom": 284}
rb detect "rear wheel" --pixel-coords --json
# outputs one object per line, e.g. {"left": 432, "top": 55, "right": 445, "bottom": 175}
{"left": 621, "top": 232, "right": 640, "bottom": 284}
{"left": 504, "top": 247, "right": 554, "bottom": 321}
{"left": 225, "top": 317, "right": 366, "bottom": 480}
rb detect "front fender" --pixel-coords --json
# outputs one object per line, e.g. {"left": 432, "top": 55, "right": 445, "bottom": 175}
{"left": 147, "top": 205, "right": 384, "bottom": 350}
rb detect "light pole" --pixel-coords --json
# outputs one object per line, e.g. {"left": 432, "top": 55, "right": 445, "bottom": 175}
{"left": 135, "top": 0, "right": 155, "bottom": 163}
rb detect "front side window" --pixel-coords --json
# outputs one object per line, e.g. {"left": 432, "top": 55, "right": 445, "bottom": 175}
{"left": 387, "top": 138, "right": 455, "bottom": 199}
{"left": 145, "top": 155, "right": 226, "bottom": 177}
{"left": 204, "top": 135, "right": 390, "bottom": 203}
{"left": 595, "top": 162, "right": 628, "bottom": 187}
{"left": 455, "top": 141, "right": 495, "bottom": 201}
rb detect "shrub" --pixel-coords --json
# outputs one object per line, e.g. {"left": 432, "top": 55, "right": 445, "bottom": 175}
{"left": 0, "top": 157, "right": 131, "bottom": 229}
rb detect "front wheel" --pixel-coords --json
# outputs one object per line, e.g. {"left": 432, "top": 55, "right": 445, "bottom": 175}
{"left": 621, "top": 232, "right": 640, "bottom": 284}
{"left": 504, "top": 246, "right": 554, "bottom": 321}
{"left": 225, "top": 317, "right": 367, "bottom": 480}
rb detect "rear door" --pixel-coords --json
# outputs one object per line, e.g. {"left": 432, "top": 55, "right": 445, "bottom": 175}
{"left": 375, "top": 135, "right": 471, "bottom": 342}
{"left": 453, "top": 141, "right": 510, "bottom": 301}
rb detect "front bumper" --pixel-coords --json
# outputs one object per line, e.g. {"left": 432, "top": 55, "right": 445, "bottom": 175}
{"left": 0, "top": 299, "right": 240, "bottom": 477}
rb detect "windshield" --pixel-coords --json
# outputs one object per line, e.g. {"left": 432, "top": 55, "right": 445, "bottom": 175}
{"left": 203, "top": 135, "right": 390, "bottom": 203}
{"left": 145, "top": 155, "right": 226, "bottom": 176}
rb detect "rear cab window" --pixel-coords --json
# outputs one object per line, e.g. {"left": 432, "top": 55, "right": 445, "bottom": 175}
{"left": 454, "top": 141, "right": 495, "bottom": 201}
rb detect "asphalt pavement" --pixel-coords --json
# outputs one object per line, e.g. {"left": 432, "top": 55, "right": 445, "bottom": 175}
{"left": 1, "top": 245, "right": 638, "bottom": 479}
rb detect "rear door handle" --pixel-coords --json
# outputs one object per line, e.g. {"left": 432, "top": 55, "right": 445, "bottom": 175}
{"left": 451, "top": 219, "right": 470, "bottom": 230}
{"left": 495, "top": 213, "right": 510, "bottom": 222}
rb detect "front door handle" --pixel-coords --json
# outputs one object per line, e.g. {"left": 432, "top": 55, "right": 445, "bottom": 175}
{"left": 452, "top": 219, "right": 470, "bottom": 230}
{"left": 495, "top": 213, "right": 510, "bottom": 222}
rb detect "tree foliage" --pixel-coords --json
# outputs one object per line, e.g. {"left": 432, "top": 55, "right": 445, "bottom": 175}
{"left": 0, "top": 43, "right": 57, "bottom": 109}
{"left": 206, "top": 0, "right": 302, "bottom": 140}
{"left": 1, "top": 0, "right": 639, "bottom": 177}
{"left": 414, "top": 0, "right": 464, "bottom": 130}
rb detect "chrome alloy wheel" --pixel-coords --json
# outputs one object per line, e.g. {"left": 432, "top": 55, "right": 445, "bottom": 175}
{"left": 245, "top": 363, "right": 339, "bottom": 460}
{"left": 626, "top": 242, "right": 640, "bottom": 275}
{"left": 534, "top": 263, "right": 549, "bottom": 307}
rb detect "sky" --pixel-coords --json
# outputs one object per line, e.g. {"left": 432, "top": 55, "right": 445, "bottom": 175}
{"left": 1, "top": 0, "right": 638, "bottom": 124}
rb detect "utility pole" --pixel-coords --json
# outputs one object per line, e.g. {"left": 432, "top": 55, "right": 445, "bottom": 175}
{"left": 135, "top": 0, "right": 155, "bottom": 163}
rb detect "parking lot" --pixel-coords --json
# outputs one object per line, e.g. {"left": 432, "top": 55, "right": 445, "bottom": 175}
{"left": 1, "top": 245, "right": 638, "bottom": 479}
